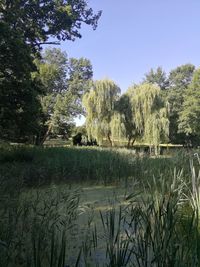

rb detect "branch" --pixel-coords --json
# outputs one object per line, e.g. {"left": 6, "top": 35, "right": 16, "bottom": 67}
{"left": 33, "top": 41, "right": 61, "bottom": 47}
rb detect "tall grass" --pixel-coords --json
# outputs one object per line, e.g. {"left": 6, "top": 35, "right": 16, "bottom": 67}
{"left": 1, "top": 146, "right": 200, "bottom": 266}
{"left": 77, "top": 169, "right": 200, "bottom": 266}
{"left": 0, "top": 185, "right": 80, "bottom": 266}
{"left": 189, "top": 156, "right": 200, "bottom": 220}
{"left": 0, "top": 145, "right": 193, "bottom": 187}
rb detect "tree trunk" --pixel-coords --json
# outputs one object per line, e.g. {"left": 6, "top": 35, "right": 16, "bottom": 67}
{"left": 39, "top": 124, "right": 52, "bottom": 145}
{"left": 131, "top": 138, "right": 135, "bottom": 147}
{"left": 127, "top": 136, "right": 132, "bottom": 148}
{"left": 155, "top": 145, "right": 160, "bottom": 156}
{"left": 107, "top": 134, "right": 112, "bottom": 147}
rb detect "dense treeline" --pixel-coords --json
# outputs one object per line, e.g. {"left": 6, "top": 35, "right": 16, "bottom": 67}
{"left": 83, "top": 80, "right": 169, "bottom": 154}
{"left": 83, "top": 65, "right": 200, "bottom": 150}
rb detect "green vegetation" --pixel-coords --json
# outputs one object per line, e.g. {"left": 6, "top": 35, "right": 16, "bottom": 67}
{"left": 179, "top": 68, "right": 200, "bottom": 138}
{"left": 167, "top": 64, "right": 196, "bottom": 144}
{"left": 81, "top": 63, "right": 200, "bottom": 150}
{"left": 83, "top": 79, "right": 120, "bottom": 146}
{"left": 83, "top": 81, "right": 169, "bottom": 152}
{"left": 0, "top": 0, "right": 101, "bottom": 143}
{"left": 1, "top": 145, "right": 193, "bottom": 187}
{"left": 130, "top": 83, "right": 169, "bottom": 153}
{"left": 1, "top": 146, "right": 200, "bottom": 266}
{"left": 34, "top": 48, "right": 93, "bottom": 144}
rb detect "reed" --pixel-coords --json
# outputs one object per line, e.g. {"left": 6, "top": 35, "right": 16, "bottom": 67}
{"left": 0, "top": 146, "right": 200, "bottom": 266}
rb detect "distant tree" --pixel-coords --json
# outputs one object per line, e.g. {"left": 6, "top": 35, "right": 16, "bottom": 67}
{"left": 67, "top": 57, "right": 93, "bottom": 110}
{"left": 144, "top": 67, "right": 169, "bottom": 90}
{"left": 167, "top": 64, "right": 195, "bottom": 143}
{"left": 83, "top": 79, "right": 120, "bottom": 146}
{"left": 34, "top": 48, "right": 93, "bottom": 144}
{"left": 168, "top": 64, "right": 195, "bottom": 89}
{"left": 131, "top": 83, "right": 169, "bottom": 154}
{"left": 179, "top": 68, "right": 200, "bottom": 145}
{"left": 74, "top": 125, "right": 87, "bottom": 136}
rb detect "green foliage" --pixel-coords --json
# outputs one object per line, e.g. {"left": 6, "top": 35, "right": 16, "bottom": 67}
{"left": 74, "top": 125, "right": 87, "bottom": 136}
{"left": 144, "top": 66, "right": 169, "bottom": 90}
{"left": 0, "top": 22, "right": 43, "bottom": 142}
{"left": 68, "top": 57, "right": 93, "bottom": 96}
{"left": 179, "top": 68, "right": 200, "bottom": 140}
{"left": 0, "top": 0, "right": 100, "bottom": 143}
{"left": 0, "top": 146, "right": 35, "bottom": 163}
{"left": 0, "top": 0, "right": 102, "bottom": 49}
{"left": 1, "top": 146, "right": 200, "bottom": 265}
{"left": 0, "top": 145, "right": 193, "bottom": 187}
{"left": 0, "top": 184, "right": 80, "bottom": 266}
{"left": 113, "top": 93, "right": 138, "bottom": 147}
{"left": 83, "top": 81, "right": 169, "bottom": 151}
{"left": 167, "top": 64, "right": 195, "bottom": 143}
{"left": 81, "top": 63, "right": 200, "bottom": 148}
{"left": 130, "top": 83, "right": 169, "bottom": 152}
{"left": 168, "top": 64, "right": 195, "bottom": 88}
{"left": 139, "top": 64, "right": 199, "bottom": 145}
{"left": 34, "top": 48, "right": 93, "bottom": 143}
{"left": 34, "top": 48, "right": 68, "bottom": 94}
{"left": 83, "top": 79, "right": 120, "bottom": 146}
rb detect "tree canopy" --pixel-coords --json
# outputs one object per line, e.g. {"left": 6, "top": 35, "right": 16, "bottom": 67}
{"left": 0, "top": 0, "right": 101, "bottom": 142}
{"left": 83, "top": 79, "right": 120, "bottom": 146}
{"left": 130, "top": 83, "right": 169, "bottom": 153}
{"left": 114, "top": 93, "right": 138, "bottom": 147}
{"left": 167, "top": 64, "right": 195, "bottom": 143}
{"left": 34, "top": 48, "right": 93, "bottom": 144}
{"left": 0, "top": 0, "right": 102, "bottom": 50}
{"left": 83, "top": 81, "right": 169, "bottom": 152}
{"left": 144, "top": 67, "right": 169, "bottom": 90}
{"left": 179, "top": 68, "right": 200, "bottom": 139}
{"left": 0, "top": 23, "right": 42, "bottom": 141}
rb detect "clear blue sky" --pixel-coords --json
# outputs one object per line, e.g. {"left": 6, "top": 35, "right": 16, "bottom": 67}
{"left": 58, "top": 0, "right": 200, "bottom": 93}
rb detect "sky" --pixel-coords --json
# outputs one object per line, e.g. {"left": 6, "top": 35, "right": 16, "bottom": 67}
{"left": 56, "top": 0, "right": 200, "bottom": 125}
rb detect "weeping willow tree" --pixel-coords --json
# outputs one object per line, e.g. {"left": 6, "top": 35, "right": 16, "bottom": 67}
{"left": 110, "top": 111, "right": 126, "bottom": 146}
{"left": 83, "top": 79, "right": 120, "bottom": 146}
{"left": 130, "top": 83, "right": 169, "bottom": 154}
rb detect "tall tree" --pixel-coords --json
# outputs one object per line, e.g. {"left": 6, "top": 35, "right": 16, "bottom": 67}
{"left": 67, "top": 57, "right": 93, "bottom": 108}
{"left": 0, "top": 23, "right": 42, "bottom": 142}
{"left": 144, "top": 67, "right": 169, "bottom": 90}
{"left": 83, "top": 79, "right": 120, "bottom": 146}
{"left": 130, "top": 83, "right": 169, "bottom": 154}
{"left": 179, "top": 68, "right": 200, "bottom": 145}
{"left": 167, "top": 64, "right": 195, "bottom": 143}
{"left": 34, "top": 48, "right": 93, "bottom": 144}
{"left": 0, "top": 0, "right": 101, "bottom": 142}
